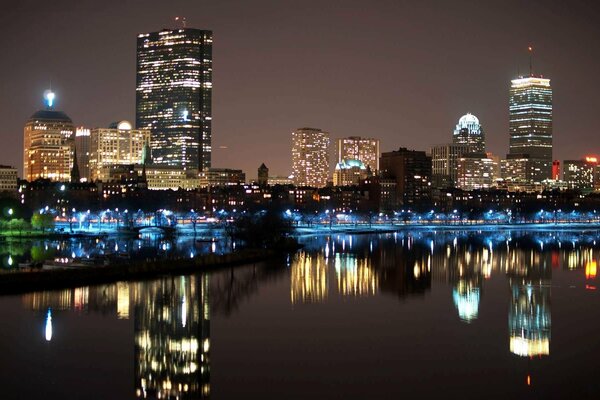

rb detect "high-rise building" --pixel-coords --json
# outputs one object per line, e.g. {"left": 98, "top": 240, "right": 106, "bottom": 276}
{"left": 563, "top": 157, "right": 598, "bottom": 191}
{"left": 89, "top": 121, "right": 151, "bottom": 182}
{"left": 336, "top": 137, "right": 380, "bottom": 172}
{"left": 380, "top": 147, "right": 431, "bottom": 208}
{"left": 453, "top": 113, "right": 485, "bottom": 153}
{"left": 23, "top": 91, "right": 74, "bottom": 182}
{"left": 429, "top": 143, "right": 472, "bottom": 188}
{"left": 136, "top": 28, "right": 213, "bottom": 172}
{"left": 291, "top": 127, "right": 330, "bottom": 187}
{"left": 74, "top": 127, "right": 91, "bottom": 181}
{"left": 456, "top": 152, "right": 500, "bottom": 191}
{"left": 508, "top": 76, "right": 553, "bottom": 183}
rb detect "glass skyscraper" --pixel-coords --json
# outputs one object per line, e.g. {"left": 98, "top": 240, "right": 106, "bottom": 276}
{"left": 508, "top": 76, "right": 553, "bottom": 183}
{"left": 136, "top": 28, "right": 213, "bottom": 172}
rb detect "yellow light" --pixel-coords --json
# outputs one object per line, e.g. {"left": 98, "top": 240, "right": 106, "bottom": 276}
{"left": 585, "top": 261, "right": 597, "bottom": 280}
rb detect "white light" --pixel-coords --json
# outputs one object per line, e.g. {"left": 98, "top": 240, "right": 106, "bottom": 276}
{"left": 44, "top": 90, "right": 55, "bottom": 108}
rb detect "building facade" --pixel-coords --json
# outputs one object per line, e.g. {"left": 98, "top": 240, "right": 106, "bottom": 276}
{"left": 89, "top": 121, "right": 151, "bottom": 182}
{"left": 430, "top": 143, "right": 472, "bottom": 188}
{"left": 136, "top": 28, "right": 213, "bottom": 172}
{"left": 453, "top": 113, "right": 485, "bottom": 153}
{"left": 508, "top": 76, "right": 553, "bottom": 183}
{"left": 199, "top": 168, "right": 245, "bottom": 188}
{"left": 336, "top": 136, "right": 380, "bottom": 172}
{"left": 456, "top": 153, "right": 500, "bottom": 191}
{"left": 563, "top": 157, "right": 598, "bottom": 191}
{"left": 75, "top": 127, "right": 91, "bottom": 181}
{"left": 380, "top": 147, "right": 432, "bottom": 208}
{"left": 0, "top": 165, "right": 18, "bottom": 192}
{"left": 23, "top": 93, "right": 75, "bottom": 182}
{"left": 291, "top": 127, "right": 330, "bottom": 188}
{"left": 333, "top": 159, "right": 368, "bottom": 187}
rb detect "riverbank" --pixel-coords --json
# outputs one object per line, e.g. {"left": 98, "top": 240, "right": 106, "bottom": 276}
{"left": 0, "top": 248, "right": 281, "bottom": 295}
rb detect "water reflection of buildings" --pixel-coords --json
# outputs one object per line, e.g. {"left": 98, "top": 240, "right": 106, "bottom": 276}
{"left": 291, "top": 251, "right": 329, "bottom": 304}
{"left": 133, "top": 275, "right": 210, "bottom": 399}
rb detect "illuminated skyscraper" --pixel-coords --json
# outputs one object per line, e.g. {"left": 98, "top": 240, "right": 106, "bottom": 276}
{"left": 23, "top": 91, "right": 74, "bottom": 182}
{"left": 452, "top": 113, "right": 485, "bottom": 153}
{"left": 508, "top": 76, "right": 553, "bottom": 183}
{"left": 429, "top": 143, "right": 471, "bottom": 188}
{"left": 136, "top": 28, "right": 213, "bottom": 172}
{"left": 291, "top": 127, "right": 330, "bottom": 187}
{"left": 74, "top": 127, "right": 91, "bottom": 181}
{"left": 336, "top": 136, "right": 380, "bottom": 172}
{"left": 456, "top": 152, "right": 500, "bottom": 191}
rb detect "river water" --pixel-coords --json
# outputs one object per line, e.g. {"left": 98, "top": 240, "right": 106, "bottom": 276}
{"left": 0, "top": 229, "right": 599, "bottom": 399}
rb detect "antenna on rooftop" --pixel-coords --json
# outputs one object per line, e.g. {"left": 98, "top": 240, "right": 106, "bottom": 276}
{"left": 528, "top": 45, "right": 533, "bottom": 76}
{"left": 175, "top": 16, "right": 187, "bottom": 28}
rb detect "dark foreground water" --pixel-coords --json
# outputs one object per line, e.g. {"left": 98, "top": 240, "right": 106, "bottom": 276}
{"left": 1, "top": 230, "right": 600, "bottom": 399}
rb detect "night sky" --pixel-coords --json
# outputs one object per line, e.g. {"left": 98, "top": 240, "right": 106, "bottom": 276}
{"left": 1, "top": 0, "right": 599, "bottom": 179}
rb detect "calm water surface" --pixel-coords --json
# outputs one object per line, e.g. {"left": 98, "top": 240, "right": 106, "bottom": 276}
{"left": 1, "top": 230, "right": 600, "bottom": 399}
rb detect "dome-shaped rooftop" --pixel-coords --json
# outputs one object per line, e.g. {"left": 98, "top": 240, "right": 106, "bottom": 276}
{"left": 29, "top": 109, "right": 73, "bottom": 123}
{"left": 454, "top": 113, "right": 482, "bottom": 136}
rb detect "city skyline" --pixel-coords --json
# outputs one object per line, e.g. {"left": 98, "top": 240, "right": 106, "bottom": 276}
{"left": 2, "top": 1, "right": 600, "bottom": 178}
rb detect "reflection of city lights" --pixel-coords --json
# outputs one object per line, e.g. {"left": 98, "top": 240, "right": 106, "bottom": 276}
{"left": 453, "top": 281, "right": 480, "bottom": 323}
{"left": 45, "top": 308, "right": 53, "bottom": 342}
{"left": 585, "top": 261, "right": 597, "bottom": 279}
{"left": 291, "top": 252, "right": 328, "bottom": 304}
{"left": 334, "top": 254, "right": 377, "bottom": 297}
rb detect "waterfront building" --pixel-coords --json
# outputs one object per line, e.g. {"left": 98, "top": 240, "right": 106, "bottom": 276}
{"left": 333, "top": 159, "right": 368, "bottom": 186}
{"left": 336, "top": 136, "right": 380, "bottom": 172}
{"left": 291, "top": 127, "right": 330, "bottom": 187}
{"left": 508, "top": 76, "right": 553, "bottom": 183}
{"left": 89, "top": 121, "right": 150, "bottom": 182}
{"left": 380, "top": 147, "right": 431, "bottom": 208}
{"left": 136, "top": 28, "right": 213, "bottom": 172}
{"left": 563, "top": 157, "right": 598, "bottom": 192}
{"left": 0, "top": 165, "right": 18, "bottom": 192}
{"left": 456, "top": 152, "right": 500, "bottom": 191}
{"left": 23, "top": 91, "right": 74, "bottom": 182}
{"left": 429, "top": 143, "right": 472, "bottom": 188}
{"left": 257, "top": 163, "right": 268, "bottom": 186}
{"left": 198, "top": 168, "right": 245, "bottom": 188}
{"left": 452, "top": 113, "right": 485, "bottom": 153}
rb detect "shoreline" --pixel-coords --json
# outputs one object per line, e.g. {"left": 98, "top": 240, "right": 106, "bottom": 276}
{"left": 0, "top": 248, "right": 280, "bottom": 296}
{"left": 2, "top": 222, "right": 600, "bottom": 240}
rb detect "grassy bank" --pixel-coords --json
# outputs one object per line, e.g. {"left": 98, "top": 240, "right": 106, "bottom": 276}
{"left": 0, "top": 248, "right": 279, "bottom": 295}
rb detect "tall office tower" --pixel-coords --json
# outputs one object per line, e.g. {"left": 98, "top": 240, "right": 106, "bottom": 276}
{"left": 291, "top": 127, "right": 330, "bottom": 187}
{"left": 552, "top": 160, "right": 560, "bottom": 180}
{"left": 336, "top": 136, "right": 380, "bottom": 172}
{"left": 136, "top": 28, "right": 213, "bottom": 172}
{"left": 89, "top": 121, "right": 151, "bottom": 182}
{"left": 23, "top": 91, "right": 75, "bottom": 182}
{"left": 429, "top": 143, "right": 472, "bottom": 188}
{"left": 75, "top": 127, "right": 91, "bottom": 181}
{"left": 452, "top": 113, "right": 485, "bottom": 153}
{"left": 508, "top": 76, "right": 553, "bottom": 183}
{"left": 379, "top": 147, "right": 432, "bottom": 208}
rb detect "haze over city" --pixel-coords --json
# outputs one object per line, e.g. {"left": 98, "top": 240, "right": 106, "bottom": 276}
{"left": 2, "top": 0, "right": 600, "bottom": 177}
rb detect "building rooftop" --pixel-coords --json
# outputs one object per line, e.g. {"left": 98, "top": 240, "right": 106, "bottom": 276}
{"left": 29, "top": 109, "right": 73, "bottom": 123}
